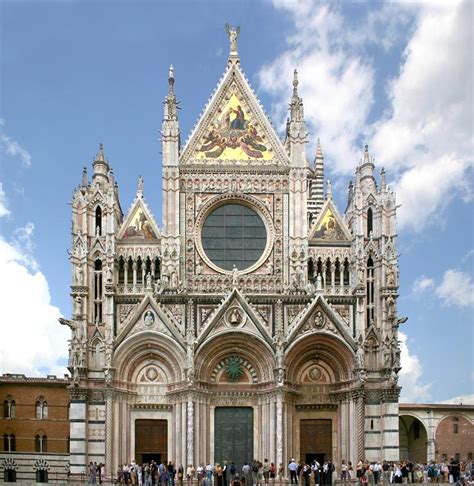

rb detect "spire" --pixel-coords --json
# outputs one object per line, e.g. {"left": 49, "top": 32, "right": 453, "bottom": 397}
{"left": 164, "top": 65, "right": 179, "bottom": 121}
{"left": 380, "top": 167, "right": 387, "bottom": 192}
{"left": 289, "top": 69, "right": 304, "bottom": 122}
{"left": 309, "top": 138, "right": 325, "bottom": 215}
{"left": 286, "top": 69, "right": 307, "bottom": 168}
{"left": 360, "top": 144, "right": 376, "bottom": 191}
{"left": 92, "top": 143, "right": 110, "bottom": 184}
{"left": 226, "top": 23, "right": 241, "bottom": 65}
{"left": 81, "top": 166, "right": 88, "bottom": 187}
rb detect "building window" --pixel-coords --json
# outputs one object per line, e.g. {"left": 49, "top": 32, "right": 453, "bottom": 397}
{"left": 453, "top": 417, "right": 459, "bottom": 434}
{"left": 95, "top": 206, "right": 102, "bottom": 236}
{"left": 3, "top": 398, "right": 16, "bottom": 418}
{"left": 3, "top": 434, "right": 15, "bottom": 452}
{"left": 94, "top": 259, "right": 103, "bottom": 323}
{"left": 36, "top": 470, "right": 48, "bottom": 483}
{"left": 366, "top": 257, "right": 375, "bottom": 327}
{"left": 367, "top": 208, "right": 373, "bottom": 237}
{"left": 36, "top": 399, "right": 48, "bottom": 420}
{"left": 4, "top": 468, "right": 16, "bottom": 482}
{"left": 35, "top": 434, "right": 48, "bottom": 453}
{"left": 201, "top": 203, "right": 267, "bottom": 271}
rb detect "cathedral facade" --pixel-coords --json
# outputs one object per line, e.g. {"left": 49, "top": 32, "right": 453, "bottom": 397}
{"left": 65, "top": 30, "right": 402, "bottom": 476}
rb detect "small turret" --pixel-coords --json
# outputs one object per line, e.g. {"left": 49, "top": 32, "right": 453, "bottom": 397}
{"left": 92, "top": 143, "right": 110, "bottom": 185}
{"left": 360, "top": 144, "right": 376, "bottom": 193}
{"left": 286, "top": 69, "right": 307, "bottom": 168}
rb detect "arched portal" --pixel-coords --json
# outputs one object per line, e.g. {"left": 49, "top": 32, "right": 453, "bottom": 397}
{"left": 285, "top": 332, "right": 355, "bottom": 465}
{"left": 399, "top": 415, "right": 428, "bottom": 462}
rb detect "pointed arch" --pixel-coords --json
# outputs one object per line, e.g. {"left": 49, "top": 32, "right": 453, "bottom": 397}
{"left": 367, "top": 207, "right": 373, "bottom": 236}
{"left": 95, "top": 205, "right": 102, "bottom": 236}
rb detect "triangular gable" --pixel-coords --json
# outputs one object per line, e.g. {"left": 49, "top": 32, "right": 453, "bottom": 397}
{"left": 195, "top": 287, "right": 273, "bottom": 350}
{"left": 114, "top": 294, "right": 185, "bottom": 351}
{"left": 181, "top": 64, "right": 289, "bottom": 166}
{"left": 117, "top": 194, "right": 160, "bottom": 241}
{"left": 286, "top": 294, "right": 356, "bottom": 351}
{"left": 309, "top": 198, "right": 352, "bottom": 243}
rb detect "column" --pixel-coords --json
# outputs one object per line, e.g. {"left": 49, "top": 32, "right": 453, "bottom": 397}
{"left": 276, "top": 395, "right": 283, "bottom": 468}
{"left": 105, "top": 391, "right": 113, "bottom": 479}
{"left": 357, "top": 394, "right": 365, "bottom": 460}
{"left": 187, "top": 400, "right": 194, "bottom": 467}
{"left": 132, "top": 260, "right": 137, "bottom": 288}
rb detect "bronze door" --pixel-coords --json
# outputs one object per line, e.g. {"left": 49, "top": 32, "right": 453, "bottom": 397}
{"left": 300, "top": 419, "right": 332, "bottom": 462}
{"left": 135, "top": 419, "right": 167, "bottom": 464}
{"left": 215, "top": 407, "right": 253, "bottom": 471}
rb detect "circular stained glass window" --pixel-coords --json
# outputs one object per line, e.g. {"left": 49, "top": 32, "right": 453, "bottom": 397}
{"left": 201, "top": 203, "right": 267, "bottom": 272}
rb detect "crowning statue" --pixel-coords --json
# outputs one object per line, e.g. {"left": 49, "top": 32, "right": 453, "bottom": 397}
{"left": 225, "top": 23, "right": 241, "bottom": 57}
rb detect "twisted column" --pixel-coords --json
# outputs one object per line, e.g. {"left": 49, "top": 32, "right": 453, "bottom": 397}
{"left": 187, "top": 400, "right": 194, "bottom": 467}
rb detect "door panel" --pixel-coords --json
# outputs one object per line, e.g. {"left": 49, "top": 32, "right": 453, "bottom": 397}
{"left": 300, "top": 419, "right": 332, "bottom": 461}
{"left": 215, "top": 407, "right": 253, "bottom": 471}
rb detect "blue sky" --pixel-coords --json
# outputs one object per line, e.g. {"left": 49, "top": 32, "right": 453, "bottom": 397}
{"left": 0, "top": 0, "right": 472, "bottom": 403}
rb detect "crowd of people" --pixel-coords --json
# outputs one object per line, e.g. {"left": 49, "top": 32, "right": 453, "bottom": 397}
{"left": 86, "top": 457, "right": 474, "bottom": 486}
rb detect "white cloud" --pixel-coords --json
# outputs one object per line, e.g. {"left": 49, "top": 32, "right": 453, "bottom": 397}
{"left": 412, "top": 275, "right": 435, "bottom": 293}
{"left": 371, "top": 1, "right": 473, "bottom": 231}
{"left": 436, "top": 269, "right": 474, "bottom": 307}
{"left": 440, "top": 394, "right": 474, "bottom": 405}
{"left": 257, "top": 2, "right": 375, "bottom": 171}
{"left": 0, "top": 183, "right": 10, "bottom": 218}
{"left": 259, "top": 1, "right": 473, "bottom": 231}
{"left": 0, "top": 232, "right": 69, "bottom": 377}
{"left": 398, "top": 332, "right": 431, "bottom": 402}
{"left": 0, "top": 131, "right": 32, "bottom": 167}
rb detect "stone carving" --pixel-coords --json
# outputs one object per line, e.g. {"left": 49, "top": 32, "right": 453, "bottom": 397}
{"left": 74, "top": 265, "right": 84, "bottom": 285}
{"left": 73, "top": 296, "right": 83, "bottom": 317}
{"left": 225, "top": 306, "right": 245, "bottom": 327}
{"left": 313, "top": 310, "right": 325, "bottom": 329}
{"left": 143, "top": 310, "right": 155, "bottom": 327}
{"left": 308, "top": 366, "right": 322, "bottom": 382}
{"left": 226, "top": 23, "right": 241, "bottom": 54}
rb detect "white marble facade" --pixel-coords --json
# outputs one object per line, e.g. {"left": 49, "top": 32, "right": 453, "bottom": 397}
{"left": 65, "top": 29, "right": 402, "bottom": 476}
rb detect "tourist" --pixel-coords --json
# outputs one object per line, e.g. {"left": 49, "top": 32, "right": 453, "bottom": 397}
{"left": 252, "top": 460, "right": 259, "bottom": 486}
{"left": 373, "top": 461, "right": 381, "bottom": 485}
{"left": 177, "top": 465, "right": 184, "bottom": 486}
{"left": 206, "top": 463, "right": 214, "bottom": 486}
{"left": 277, "top": 464, "right": 285, "bottom": 486}
{"left": 223, "top": 461, "right": 228, "bottom": 486}
{"left": 216, "top": 463, "right": 224, "bottom": 486}
{"left": 229, "top": 463, "right": 237, "bottom": 485}
{"left": 187, "top": 464, "right": 196, "bottom": 485}
{"left": 168, "top": 461, "right": 176, "bottom": 486}
{"left": 302, "top": 464, "right": 311, "bottom": 486}
{"left": 242, "top": 463, "right": 251, "bottom": 486}
{"left": 197, "top": 464, "right": 205, "bottom": 486}
{"left": 289, "top": 459, "right": 298, "bottom": 485}
{"left": 312, "top": 459, "right": 321, "bottom": 486}
{"left": 341, "top": 460, "right": 349, "bottom": 484}
{"left": 393, "top": 464, "right": 402, "bottom": 484}
{"left": 269, "top": 462, "right": 276, "bottom": 485}
{"left": 89, "top": 461, "right": 96, "bottom": 484}
{"left": 232, "top": 474, "right": 242, "bottom": 486}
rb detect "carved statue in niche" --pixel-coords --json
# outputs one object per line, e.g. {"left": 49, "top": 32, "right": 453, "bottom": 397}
{"left": 355, "top": 340, "right": 365, "bottom": 369}
{"left": 195, "top": 261, "right": 203, "bottom": 275}
{"left": 74, "top": 296, "right": 83, "bottom": 317}
{"left": 232, "top": 265, "right": 239, "bottom": 286}
{"left": 314, "top": 310, "right": 325, "bottom": 329}
{"left": 105, "top": 266, "right": 113, "bottom": 284}
{"left": 229, "top": 308, "right": 242, "bottom": 325}
{"left": 386, "top": 266, "right": 396, "bottom": 286}
{"left": 144, "top": 311, "right": 155, "bottom": 326}
{"left": 146, "top": 272, "right": 152, "bottom": 289}
{"left": 74, "top": 265, "right": 84, "bottom": 285}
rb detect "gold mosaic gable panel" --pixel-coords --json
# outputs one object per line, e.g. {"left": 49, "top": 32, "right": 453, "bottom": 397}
{"left": 194, "top": 90, "right": 274, "bottom": 162}
{"left": 123, "top": 206, "right": 158, "bottom": 240}
{"left": 313, "top": 207, "right": 346, "bottom": 241}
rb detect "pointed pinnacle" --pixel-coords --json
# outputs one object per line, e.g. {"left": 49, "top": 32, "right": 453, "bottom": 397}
{"left": 293, "top": 69, "right": 299, "bottom": 94}
{"left": 95, "top": 143, "right": 105, "bottom": 162}
{"left": 315, "top": 138, "right": 324, "bottom": 159}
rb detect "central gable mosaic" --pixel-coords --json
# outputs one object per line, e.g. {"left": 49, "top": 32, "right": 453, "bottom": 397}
{"left": 194, "top": 89, "right": 274, "bottom": 162}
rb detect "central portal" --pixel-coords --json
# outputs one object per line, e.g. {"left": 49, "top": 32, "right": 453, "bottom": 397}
{"left": 135, "top": 419, "right": 167, "bottom": 465}
{"left": 215, "top": 407, "right": 253, "bottom": 471}
{"left": 300, "top": 419, "right": 332, "bottom": 464}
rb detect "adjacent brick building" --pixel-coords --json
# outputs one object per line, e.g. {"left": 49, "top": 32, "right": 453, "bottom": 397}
{"left": 0, "top": 374, "right": 70, "bottom": 483}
